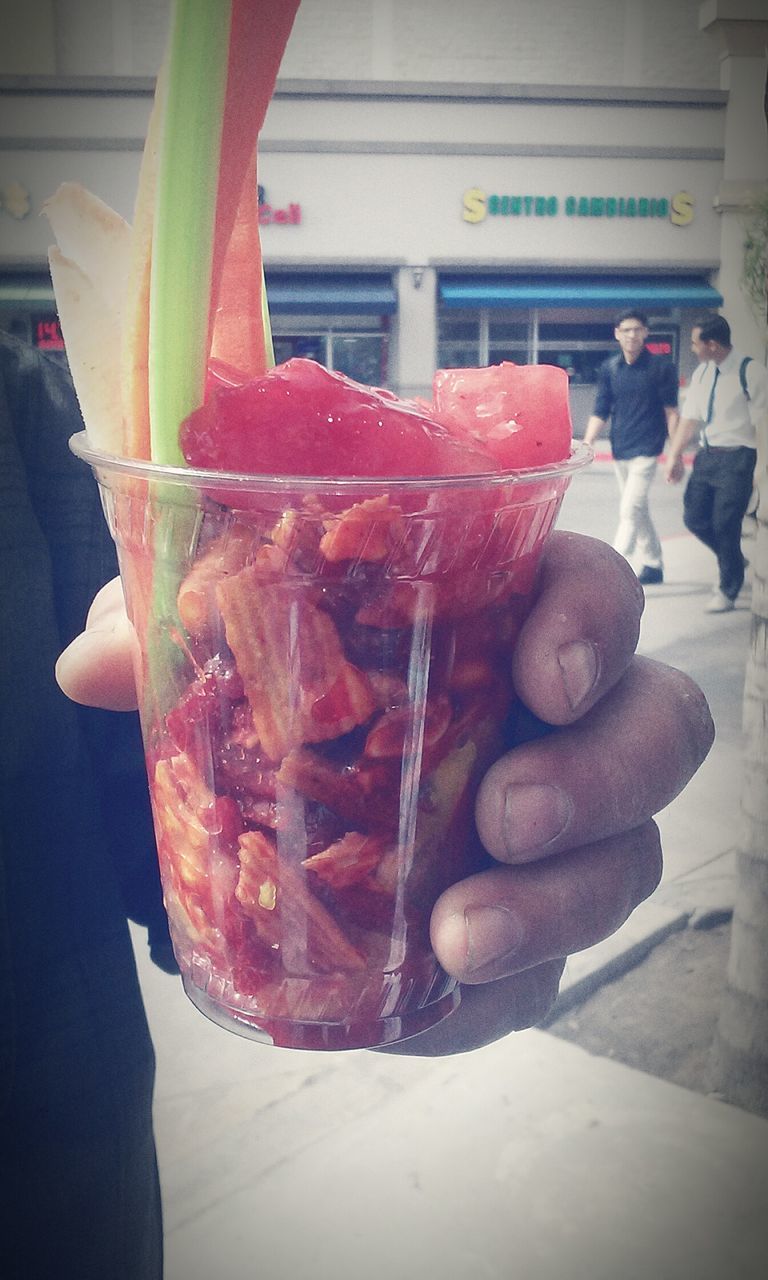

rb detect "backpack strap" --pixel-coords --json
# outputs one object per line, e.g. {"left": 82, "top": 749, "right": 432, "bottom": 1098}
{"left": 740, "top": 356, "right": 752, "bottom": 401}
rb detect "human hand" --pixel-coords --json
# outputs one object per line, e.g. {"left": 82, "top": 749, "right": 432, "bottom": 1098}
{"left": 56, "top": 575, "right": 139, "bottom": 711}
{"left": 384, "top": 531, "right": 714, "bottom": 1055}
{"left": 57, "top": 536, "right": 714, "bottom": 1058}
{"left": 665, "top": 456, "right": 685, "bottom": 484}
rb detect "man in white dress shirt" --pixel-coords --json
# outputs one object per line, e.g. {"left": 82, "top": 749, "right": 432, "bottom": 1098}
{"left": 665, "top": 315, "right": 767, "bottom": 613}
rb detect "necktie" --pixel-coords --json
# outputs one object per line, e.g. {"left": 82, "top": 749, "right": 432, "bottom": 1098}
{"left": 705, "top": 366, "right": 720, "bottom": 425}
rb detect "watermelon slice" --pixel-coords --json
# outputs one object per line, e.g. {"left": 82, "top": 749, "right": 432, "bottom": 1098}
{"left": 180, "top": 358, "right": 495, "bottom": 478}
{"left": 430, "top": 362, "right": 573, "bottom": 469}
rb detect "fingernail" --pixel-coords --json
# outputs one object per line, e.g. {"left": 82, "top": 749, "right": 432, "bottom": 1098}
{"left": 557, "top": 640, "right": 599, "bottom": 711}
{"left": 503, "top": 783, "right": 573, "bottom": 858}
{"left": 464, "top": 905, "right": 525, "bottom": 975}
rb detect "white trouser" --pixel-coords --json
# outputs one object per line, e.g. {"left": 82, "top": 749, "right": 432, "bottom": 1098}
{"left": 612, "top": 454, "right": 662, "bottom": 568}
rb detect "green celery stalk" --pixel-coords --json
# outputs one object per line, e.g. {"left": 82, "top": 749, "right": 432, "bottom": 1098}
{"left": 146, "top": 0, "right": 233, "bottom": 716}
{"left": 261, "top": 264, "right": 275, "bottom": 369}
{"left": 149, "top": 0, "right": 233, "bottom": 464}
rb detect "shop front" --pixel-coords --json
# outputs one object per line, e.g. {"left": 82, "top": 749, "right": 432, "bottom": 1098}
{"left": 436, "top": 272, "right": 723, "bottom": 431}
{"left": 1, "top": 80, "right": 726, "bottom": 421}
{"left": 265, "top": 272, "right": 395, "bottom": 386}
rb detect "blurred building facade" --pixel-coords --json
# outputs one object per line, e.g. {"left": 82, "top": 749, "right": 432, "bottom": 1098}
{"left": 1, "top": 0, "right": 766, "bottom": 425}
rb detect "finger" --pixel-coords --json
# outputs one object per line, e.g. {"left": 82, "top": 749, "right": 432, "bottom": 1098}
{"left": 513, "top": 530, "right": 645, "bottom": 725}
{"left": 431, "top": 821, "right": 662, "bottom": 986}
{"left": 83, "top": 574, "right": 126, "bottom": 628}
{"left": 376, "top": 961, "right": 566, "bottom": 1056}
{"left": 476, "top": 655, "right": 714, "bottom": 864}
{"left": 55, "top": 577, "right": 139, "bottom": 711}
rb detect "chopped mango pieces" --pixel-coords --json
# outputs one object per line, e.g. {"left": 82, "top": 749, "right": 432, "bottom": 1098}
{"left": 216, "top": 564, "right": 377, "bottom": 759}
{"left": 319, "top": 495, "right": 404, "bottom": 564}
{"left": 176, "top": 523, "right": 254, "bottom": 639}
{"left": 302, "top": 833, "right": 388, "bottom": 890}
{"left": 236, "top": 831, "right": 366, "bottom": 972}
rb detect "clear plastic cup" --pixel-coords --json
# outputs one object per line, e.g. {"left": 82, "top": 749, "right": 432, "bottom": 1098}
{"left": 72, "top": 433, "right": 590, "bottom": 1049}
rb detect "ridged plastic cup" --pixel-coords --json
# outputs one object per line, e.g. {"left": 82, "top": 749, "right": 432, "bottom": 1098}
{"left": 72, "top": 433, "right": 590, "bottom": 1050}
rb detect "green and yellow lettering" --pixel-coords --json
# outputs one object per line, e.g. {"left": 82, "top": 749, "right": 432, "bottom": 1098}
{"left": 463, "top": 187, "right": 487, "bottom": 223}
{"left": 670, "top": 191, "right": 694, "bottom": 227}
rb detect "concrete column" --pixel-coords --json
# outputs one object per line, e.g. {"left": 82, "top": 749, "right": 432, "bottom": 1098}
{"left": 391, "top": 266, "right": 437, "bottom": 400}
{"left": 699, "top": 0, "right": 768, "bottom": 358}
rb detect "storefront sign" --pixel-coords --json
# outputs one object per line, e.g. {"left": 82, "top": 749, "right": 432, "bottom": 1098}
{"left": 463, "top": 188, "right": 694, "bottom": 226}
{"left": 34, "top": 316, "right": 65, "bottom": 351}
{"left": 257, "top": 184, "right": 301, "bottom": 226}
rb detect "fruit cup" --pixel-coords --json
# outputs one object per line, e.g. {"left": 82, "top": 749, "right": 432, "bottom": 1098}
{"left": 73, "top": 435, "right": 588, "bottom": 1049}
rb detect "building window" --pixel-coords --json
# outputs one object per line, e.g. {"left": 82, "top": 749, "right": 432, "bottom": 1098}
{"left": 272, "top": 317, "right": 390, "bottom": 387}
{"left": 438, "top": 307, "right": 676, "bottom": 385}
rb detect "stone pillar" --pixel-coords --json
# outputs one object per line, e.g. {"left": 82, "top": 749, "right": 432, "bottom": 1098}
{"left": 699, "top": 0, "right": 768, "bottom": 358}
{"left": 391, "top": 265, "right": 437, "bottom": 400}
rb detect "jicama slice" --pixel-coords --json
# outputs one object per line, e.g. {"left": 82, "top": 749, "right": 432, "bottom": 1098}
{"left": 121, "top": 60, "right": 167, "bottom": 461}
{"left": 44, "top": 182, "right": 132, "bottom": 301}
{"left": 44, "top": 184, "right": 133, "bottom": 451}
{"left": 47, "top": 249, "right": 124, "bottom": 453}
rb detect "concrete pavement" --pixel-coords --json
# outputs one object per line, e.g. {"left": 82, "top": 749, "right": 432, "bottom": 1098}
{"left": 556, "top": 507, "right": 752, "bottom": 1013}
{"left": 131, "top": 463, "right": 768, "bottom": 1279}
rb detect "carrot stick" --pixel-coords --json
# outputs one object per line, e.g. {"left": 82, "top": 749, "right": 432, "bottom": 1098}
{"left": 209, "top": 148, "right": 268, "bottom": 376}
{"left": 208, "top": 0, "right": 301, "bottom": 377}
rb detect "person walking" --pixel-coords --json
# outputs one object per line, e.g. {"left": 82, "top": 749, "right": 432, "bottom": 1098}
{"left": 584, "top": 309, "right": 680, "bottom": 585}
{"left": 665, "top": 314, "right": 767, "bottom": 613}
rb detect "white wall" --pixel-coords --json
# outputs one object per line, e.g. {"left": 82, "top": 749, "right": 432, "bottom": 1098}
{"left": 0, "top": 84, "right": 724, "bottom": 268}
{"left": 0, "top": 0, "right": 722, "bottom": 88}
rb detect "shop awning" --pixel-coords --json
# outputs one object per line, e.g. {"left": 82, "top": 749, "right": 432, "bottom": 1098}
{"left": 265, "top": 274, "right": 397, "bottom": 314}
{"left": 0, "top": 280, "right": 55, "bottom": 308}
{"left": 439, "top": 275, "right": 723, "bottom": 309}
{"left": 0, "top": 275, "right": 398, "bottom": 315}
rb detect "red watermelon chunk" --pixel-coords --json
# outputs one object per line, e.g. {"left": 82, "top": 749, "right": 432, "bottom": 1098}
{"left": 430, "top": 362, "right": 572, "bottom": 469}
{"left": 181, "top": 357, "right": 494, "bottom": 478}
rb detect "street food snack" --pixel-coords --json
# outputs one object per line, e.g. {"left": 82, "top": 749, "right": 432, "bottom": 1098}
{"left": 49, "top": 0, "right": 589, "bottom": 1048}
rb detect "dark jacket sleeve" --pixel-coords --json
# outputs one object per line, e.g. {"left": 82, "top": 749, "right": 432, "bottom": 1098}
{"left": 0, "top": 334, "right": 174, "bottom": 971}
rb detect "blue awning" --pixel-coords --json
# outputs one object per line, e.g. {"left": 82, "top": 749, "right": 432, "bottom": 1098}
{"left": 0, "top": 279, "right": 55, "bottom": 308}
{"left": 439, "top": 275, "right": 723, "bottom": 309}
{"left": 265, "top": 274, "right": 397, "bottom": 315}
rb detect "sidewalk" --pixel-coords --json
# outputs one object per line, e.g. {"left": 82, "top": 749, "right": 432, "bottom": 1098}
{"left": 135, "top": 929, "right": 768, "bottom": 1280}
{"left": 555, "top": 521, "right": 751, "bottom": 1013}
{"left": 131, "top": 516, "right": 767, "bottom": 1280}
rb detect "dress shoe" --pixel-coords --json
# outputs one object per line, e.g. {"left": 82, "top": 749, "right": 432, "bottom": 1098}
{"left": 637, "top": 565, "right": 663, "bottom": 585}
{"left": 704, "top": 590, "right": 735, "bottom": 614}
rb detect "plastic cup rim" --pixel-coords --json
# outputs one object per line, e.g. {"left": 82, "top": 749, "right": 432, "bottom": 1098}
{"left": 70, "top": 432, "right": 593, "bottom": 494}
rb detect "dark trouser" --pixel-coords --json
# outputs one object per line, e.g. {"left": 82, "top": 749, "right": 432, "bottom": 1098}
{"left": 683, "top": 446, "right": 757, "bottom": 599}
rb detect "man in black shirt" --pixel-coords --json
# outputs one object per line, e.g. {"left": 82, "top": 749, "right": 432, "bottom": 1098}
{"left": 584, "top": 309, "right": 680, "bottom": 585}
